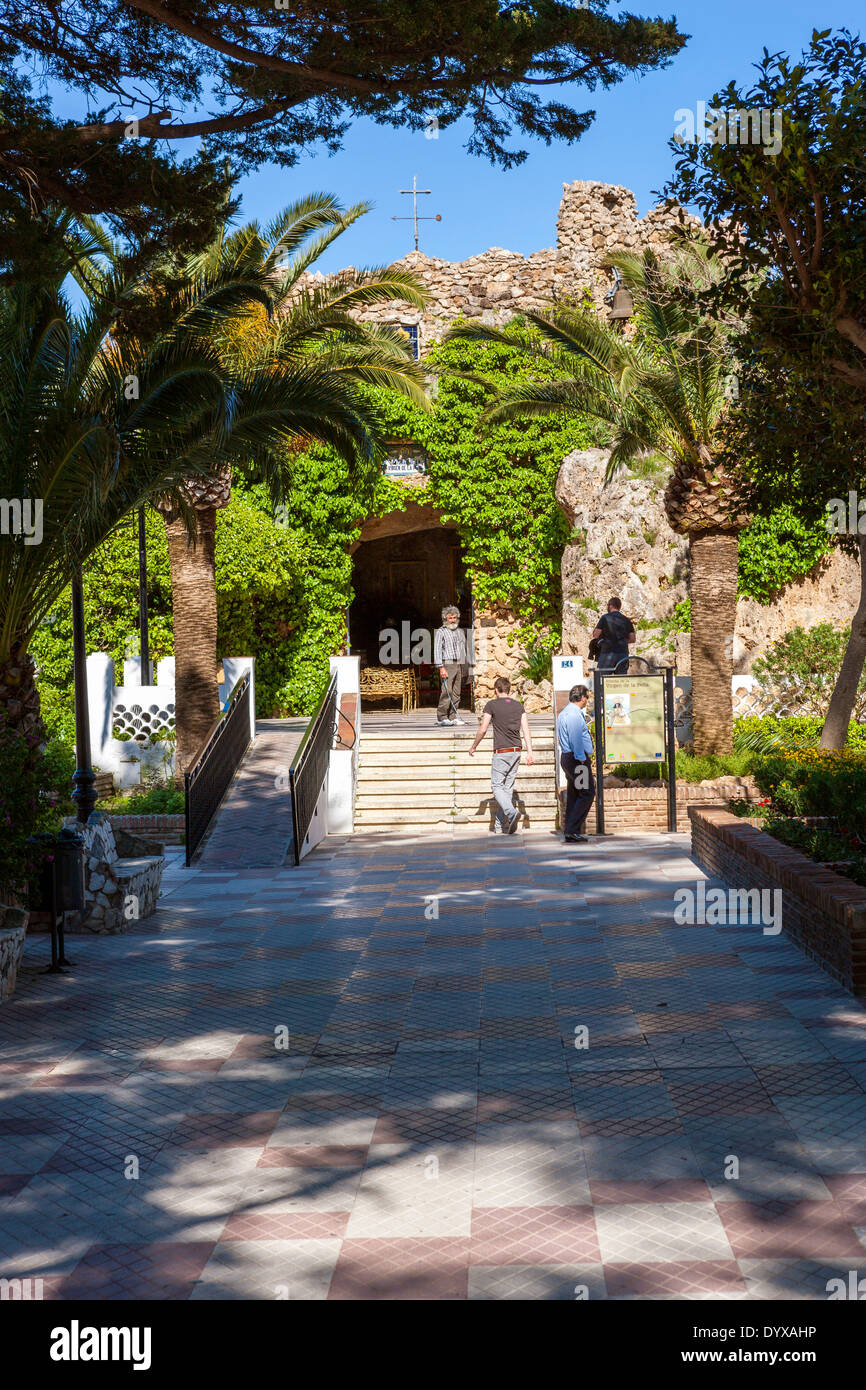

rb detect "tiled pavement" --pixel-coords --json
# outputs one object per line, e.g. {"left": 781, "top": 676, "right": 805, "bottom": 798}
{"left": 2, "top": 829, "right": 866, "bottom": 1300}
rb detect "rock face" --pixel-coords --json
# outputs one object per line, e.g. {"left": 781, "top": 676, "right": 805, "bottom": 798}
{"left": 556, "top": 447, "right": 861, "bottom": 675}
{"left": 557, "top": 446, "right": 690, "bottom": 663}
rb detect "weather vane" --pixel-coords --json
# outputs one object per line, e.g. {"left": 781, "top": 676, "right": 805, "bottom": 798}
{"left": 392, "top": 174, "right": 442, "bottom": 251}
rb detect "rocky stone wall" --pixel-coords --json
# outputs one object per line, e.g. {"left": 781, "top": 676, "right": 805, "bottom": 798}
{"left": 556, "top": 445, "right": 861, "bottom": 675}
{"left": 0, "top": 906, "right": 28, "bottom": 1003}
{"left": 473, "top": 603, "right": 552, "bottom": 714}
{"left": 302, "top": 180, "right": 700, "bottom": 349}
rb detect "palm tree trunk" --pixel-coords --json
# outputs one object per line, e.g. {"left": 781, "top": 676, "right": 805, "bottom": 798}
{"left": 820, "top": 533, "right": 866, "bottom": 748}
{"left": 0, "top": 650, "right": 43, "bottom": 743}
{"left": 689, "top": 529, "right": 738, "bottom": 756}
{"left": 165, "top": 509, "right": 220, "bottom": 784}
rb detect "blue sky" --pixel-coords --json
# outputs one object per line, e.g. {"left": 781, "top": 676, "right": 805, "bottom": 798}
{"left": 44, "top": 3, "right": 861, "bottom": 270}
{"left": 227, "top": 1, "right": 861, "bottom": 271}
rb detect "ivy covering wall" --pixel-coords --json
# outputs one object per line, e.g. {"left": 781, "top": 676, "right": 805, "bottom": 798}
{"left": 33, "top": 335, "right": 836, "bottom": 729}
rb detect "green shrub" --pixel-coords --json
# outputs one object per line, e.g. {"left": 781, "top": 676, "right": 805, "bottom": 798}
{"left": 751, "top": 624, "right": 866, "bottom": 720}
{"left": 0, "top": 724, "right": 71, "bottom": 899}
{"left": 519, "top": 646, "right": 554, "bottom": 684}
{"left": 612, "top": 750, "right": 754, "bottom": 781}
{"left": 733, "top": 715, "right": 866, "bottom": 754}
{"left": 760, "top": 814, "right": 866, "bottom": 888}
{"left": 737, "top": 508, "right": 832, "bottom": 602}
{"left": 753, "top": 749, "right": 866, "bottom": 836}
{"left": 100, "top": 786, "right": 185, "bottom": 815}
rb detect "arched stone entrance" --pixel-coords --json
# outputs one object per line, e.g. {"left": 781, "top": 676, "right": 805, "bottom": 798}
{"left": 349, "top": 497, "right": 472, "bottom": 707}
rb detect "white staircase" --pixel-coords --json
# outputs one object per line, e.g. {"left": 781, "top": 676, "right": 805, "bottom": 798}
{"left": 354, "top": 727, "right": 559, "bottom": 833}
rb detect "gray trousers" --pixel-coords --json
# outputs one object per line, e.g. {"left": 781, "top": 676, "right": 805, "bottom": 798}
{"left": 437, "top": 663, "right": 462, "bottom": 719}
{"left": 491, "top": 751, "right": 521, "bottom": 830}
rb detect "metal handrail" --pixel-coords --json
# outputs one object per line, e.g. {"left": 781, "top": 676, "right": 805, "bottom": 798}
{"left": 184, "top": 673, "right": 252, "bottom": 865}
{"left": 289, "top": 671, "right": 338, "bottom": 865}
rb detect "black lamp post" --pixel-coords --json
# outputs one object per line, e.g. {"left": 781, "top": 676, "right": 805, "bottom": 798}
{"left": 70, "top": 567, "right": 97, "bottom": 824}
{"left": 137, "top": 505, "right": 150, "bottom": 682}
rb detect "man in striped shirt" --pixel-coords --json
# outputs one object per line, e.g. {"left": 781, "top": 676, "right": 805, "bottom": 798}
{"left": 434, "top": 605, "right": 466, "bottom": 726}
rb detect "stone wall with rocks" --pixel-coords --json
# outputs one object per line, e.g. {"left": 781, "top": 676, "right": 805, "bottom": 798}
{"left": 473, "top": 603, "right": 552, "bottom": 714}
{"left": 302, "top": 179, "right": 700, "bottom": 350}
{"left": 63, "top": 813, "right": 164, "bottom": 935}
{"left": 556, "top": 446, "right": 860, "bottom": 677}
{"left": 0, "top": 906, "right": 28, "bottom": 1003}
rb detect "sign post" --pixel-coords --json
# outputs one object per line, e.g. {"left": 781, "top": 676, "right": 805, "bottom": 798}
{"left": 592, "top": 659, "right": 678, "bottom": 834}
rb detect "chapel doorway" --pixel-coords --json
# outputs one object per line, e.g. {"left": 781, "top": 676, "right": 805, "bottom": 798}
{"left": 349, "top": 504, "right": 472, "bottom": 709}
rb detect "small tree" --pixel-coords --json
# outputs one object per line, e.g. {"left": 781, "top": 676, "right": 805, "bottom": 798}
{"left": 752, "top": 623, "right": 866, "bottom": 722}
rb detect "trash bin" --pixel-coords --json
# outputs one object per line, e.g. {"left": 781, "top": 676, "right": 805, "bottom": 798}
{"left": 54, "top": 826, "right": 86, "bottom": 914}
{"left": 25, "top": 829, "right": 82, "bottom": 973}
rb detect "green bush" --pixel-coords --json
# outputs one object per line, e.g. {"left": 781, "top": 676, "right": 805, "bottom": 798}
{"left": 733, "top": 714, "right": 866, "bottom": 753}
{"left": 752, "top": 748, "right": 866, "bottom": 836}
{"left": 737, "top": 508, "right": 832, "bottom": 602}
{"left": 0, "top": 724, "right": 72, "bottom": 899}
{"left": 761, "top": 814, "right": 866, "bottom": 888}
{"left": 100, "top": 786, "right": 185, "bottom": 815}
{"left": 751, "top": 624, "right": 866, "bottom": 720}
{"left": 612, "top": 750, "right": 754, "bottom": 781}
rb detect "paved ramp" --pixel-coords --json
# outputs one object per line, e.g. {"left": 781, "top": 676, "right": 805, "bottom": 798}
{"left": 195, "top": 717, "right": 307, "bottom": 868}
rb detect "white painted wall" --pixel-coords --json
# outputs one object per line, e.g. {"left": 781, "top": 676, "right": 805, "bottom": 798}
{"left": 85, "top": 649, "right": 255, "bottom": 788}
{"left": 327, "top": 656, "right": 361, "bottom": 835}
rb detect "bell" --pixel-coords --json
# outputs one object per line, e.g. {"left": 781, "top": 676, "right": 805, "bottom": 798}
{"left": 608, "top": 286, "right": 634, "bottom": 320}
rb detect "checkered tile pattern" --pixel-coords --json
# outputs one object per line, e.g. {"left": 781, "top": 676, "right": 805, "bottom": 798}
{"left": 2, "top": 831, "right": 866, "bottom": 1299}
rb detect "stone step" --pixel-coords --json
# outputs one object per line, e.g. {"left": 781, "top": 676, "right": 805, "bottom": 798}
{"left": 358, "top": 789, "right": 556, "bottom": 811}
{"left": 356, "top": 784, "right": 556, "bottom": 800}
{"left": 360, "top": 734, "right": 556, "bottom": 747}
{"left": 358, "top": 752, "right": 556, "bottom": 769}
{"left": 356, "top": 762, "right": 555, "bottom": 777}
{"left": 354, "top": 807, "right": 559, "bottom": 827}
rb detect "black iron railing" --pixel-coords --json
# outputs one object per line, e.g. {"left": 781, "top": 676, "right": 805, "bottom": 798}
{"left": 289, "top": 672, "right": 337, "bottom": 865}
{"left": 184, "top": 673, "right": 252, "bottom": 865}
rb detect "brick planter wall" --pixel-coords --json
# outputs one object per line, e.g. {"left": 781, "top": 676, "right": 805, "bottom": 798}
{"left": 110, "top": 815, "right": 185, "bottom": 847}
{"left": 558, "top": 780, "right": 759, "bottom": 833}
{"left": 689, "top": 806, "right": 866, "bottom": 997}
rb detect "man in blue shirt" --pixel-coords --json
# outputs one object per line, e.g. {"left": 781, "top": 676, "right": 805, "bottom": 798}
{"left": 556, "top": 684, "right": 595, "bottom": 843}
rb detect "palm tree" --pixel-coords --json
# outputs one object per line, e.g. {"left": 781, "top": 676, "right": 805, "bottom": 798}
{"left": 0, "top": 226, "right": 241, "bottom": 755}
{"left": 134, "top": 195, "right": 428, "bottom": 778}
{"left": 446, "top": 246, "right": 749, "bottom": 755}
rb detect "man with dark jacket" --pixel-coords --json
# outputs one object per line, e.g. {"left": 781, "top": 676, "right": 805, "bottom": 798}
{"left": 592, "top": 597, "right": 636, "bottom": 672}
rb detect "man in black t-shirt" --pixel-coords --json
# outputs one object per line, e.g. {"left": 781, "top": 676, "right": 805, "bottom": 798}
{"left": 468, "top": 676, "right": 535, "bottom": 834}
{"left": 592, "top": 596, "right": 636, "bottom": 672}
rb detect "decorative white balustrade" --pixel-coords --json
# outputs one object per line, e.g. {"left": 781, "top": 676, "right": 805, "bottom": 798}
{"left": 85, "top": 651, "right": 255, "bottom": 789}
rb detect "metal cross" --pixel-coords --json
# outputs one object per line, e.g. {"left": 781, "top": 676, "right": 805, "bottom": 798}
{"left": 392, "top": 174, "right": 442, "bottom": 251}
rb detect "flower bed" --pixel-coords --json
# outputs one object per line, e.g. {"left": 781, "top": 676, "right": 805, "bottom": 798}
{"left": 727, "top": 749, "right": 866, "bottom": 887}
